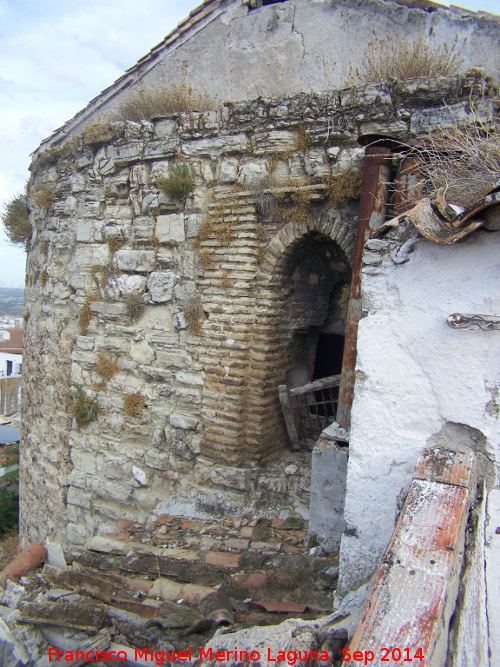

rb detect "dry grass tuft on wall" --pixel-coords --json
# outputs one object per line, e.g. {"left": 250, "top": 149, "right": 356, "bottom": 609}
{"left": 255, "top": 191, "right": 279, "bottom": 218}
{"left": 79, "top": 291, "right": 101, "bottom": 335}
{"left": 325, "top": 166, "right": 363, "bottom": 206}
{"left": 40, "top": 268, "right": 49, "bottom": 288}
{"left": 199, "top": 250, "right": 215, "bottom": 271}
{"left": 353, "top": 35, "right": 463, "bottom": 86}
{"left": 32, "top": 183, "right": 57, "bottom": 211}
{"left": 296, "top": 123, "right": 311, "bottom": 151}
{"left": 118, "top": 84, "right": 215, "bottom": 122}
{"left": 126, "top": 292, "right": 145, "bottom": 323}
{"left": 83, "top": 122, "right": 122, "bottom": 146}
{"left": 193, "top": 218, "right": 215, "bottom": 248}
{"left": 123, "top": 391, "right": 145, "bottom": 418}
{"left": 107, "top": 237, "right": 124, "bottom": 256}
{"left": 215, "top": 221, "right": 234, "bottom": 246}
{"left": 183, "top": 296, "right": 204, "bottom": 335}
{"left": 94, "top": 352, "right": 120, "bottom": 382}
{"left": 220, "top": 271, "right": 234, "bottom": 291}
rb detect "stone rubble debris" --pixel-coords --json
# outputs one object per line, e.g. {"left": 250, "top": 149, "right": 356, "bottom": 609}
{"left": 0, "top": 514, "right": 347, "bottom": 665}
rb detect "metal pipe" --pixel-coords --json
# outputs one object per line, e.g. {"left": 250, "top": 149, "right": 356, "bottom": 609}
{"left": 336, "top": 146, "right": 392, "bottom": 429}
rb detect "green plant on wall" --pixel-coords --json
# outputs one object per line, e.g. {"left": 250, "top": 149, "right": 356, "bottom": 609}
{"left": 157, "top": 163, "right": 195, "bottom": 201}
{"left": 71, "top": 385, "right": 102, "bottom": 427}
{"left": 1, "top": 190, "right": 31, "bottom": 249}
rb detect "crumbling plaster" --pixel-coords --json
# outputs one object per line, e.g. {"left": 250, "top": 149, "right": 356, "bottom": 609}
{"left": 337, "top": 229, "right": 500, "bottom": 599}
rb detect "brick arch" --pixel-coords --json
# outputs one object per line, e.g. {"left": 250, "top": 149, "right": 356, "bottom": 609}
{"left": 256, "top": 211, "right": 356, "bottom": 290}
{"left": 244, "top": 209, "right": 356, "bottom": 462}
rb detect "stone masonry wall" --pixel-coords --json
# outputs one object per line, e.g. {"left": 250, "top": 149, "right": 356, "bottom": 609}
{"left": 20, "top": 74, "right": 495, "bottom": 549}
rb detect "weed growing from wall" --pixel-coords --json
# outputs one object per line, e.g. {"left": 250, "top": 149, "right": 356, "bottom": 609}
{"left": 215, "top": 221, "right": 235, "bottom": 246}
{"left": 157, "top": 164, "right": 195, "bottom": 201}
{"left": 71, "top": 386, "right": 102, "bottom": 427}
{"left": 90, "top": 265, "right": 109, "bottom": 286}
{"left": 199, "top": 250, "right": 215, "bottom": 271}
{"left": 107, "top": 237, "right": 124, "bottom": 256}
{"left": 123, "top": 392, "right": 145, "bottom": 418}
{"left": 183, "top": 296, "right": 204, "bottom": 335}
{"left": 324, "top": 166, "right": 363, "bottom": 206}
{"left": 353, "top": 34, "right": 463, "bottom": 86}
{"left": 40, "top": 268, "right": 49, "bottom": 288}
{"left": 256, "top": 245, "right": 267, "bottom": 265}
{"left": 126, "top": 292, "right": 145, "bottom": 323}
{"left": 277, "top": 187, "right": 312, "bottom": 224}
{"left": 32, "top": 183, "right": 57, "bottom": 211}
{"left": 220, "top": 271, "right": 234, "bottom": 291}
{"left": 1, "top": 191, "right": 31, "bottom": 249}
{"left": 83, "top": 123, "right": 123, "bottom": 147}
{"left": 94, "top": 352, "right": 120, "bottom": 382}
{"left": 296, "top": 123, "right": 311, "bottom": 151}
{"left": 79, "top": 291, "right": 100, "bottom": 335}
{"left": 118, "top": 84, "right": 215, "bottom": 122}
{"left": 255, "top": 191, "right": 278, "bottom": 218}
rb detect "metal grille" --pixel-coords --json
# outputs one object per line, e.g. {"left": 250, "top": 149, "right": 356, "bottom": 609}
{"left": 279, "top": 374, "right": 341, "bottom": 450}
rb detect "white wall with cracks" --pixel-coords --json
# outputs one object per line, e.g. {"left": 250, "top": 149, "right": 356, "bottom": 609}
{"left": 36, "top": 0, "right": 500, "bottom": 153}
{"left": 337, "top": 229, "right": 500, "bottom": 600}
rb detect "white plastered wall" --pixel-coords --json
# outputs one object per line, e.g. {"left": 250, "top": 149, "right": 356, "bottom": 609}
{"left": 337, "top": 230, "right": 500, "bottom": 599}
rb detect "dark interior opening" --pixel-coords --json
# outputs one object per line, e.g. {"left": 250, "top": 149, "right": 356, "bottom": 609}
{"left": 313, "top": 333, "right": 345, "bottom": 380}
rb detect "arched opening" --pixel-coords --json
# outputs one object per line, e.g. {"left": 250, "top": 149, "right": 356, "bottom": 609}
{"left": 283, "top": 232, "right": 350, "bottom": 390}
{"left": 243, "top": 221, "right": 353, "bottom": 461}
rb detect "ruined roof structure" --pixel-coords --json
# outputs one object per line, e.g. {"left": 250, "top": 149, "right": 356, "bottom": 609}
{"left": 11, "top": 0, "right": 500, "bottom": 663}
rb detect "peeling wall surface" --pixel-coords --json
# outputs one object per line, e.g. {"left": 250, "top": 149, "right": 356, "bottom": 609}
{"left": 337, "top": 230, "right": 500, "bottom": 599}
{"left": 36, "top": 0, "right": 500, "bottom": 151}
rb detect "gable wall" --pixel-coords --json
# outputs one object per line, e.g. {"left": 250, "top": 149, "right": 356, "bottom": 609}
{"left": 35, "top": 0, "right": 500, "bottom": 153}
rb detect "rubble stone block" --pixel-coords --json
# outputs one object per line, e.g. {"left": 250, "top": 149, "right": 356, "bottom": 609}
{"left": 115, "top": 249, "right": 156, "bottom": 272}
{"left": 147, "top": 271, "right": 176, "bottom": 302}
{"left": 156, "top": 214, "right": 185, "bottom": 243}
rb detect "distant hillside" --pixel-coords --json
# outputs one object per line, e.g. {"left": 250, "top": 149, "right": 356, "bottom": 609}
{"left": 0, "top": 288, "right": 24, "bottom": 318}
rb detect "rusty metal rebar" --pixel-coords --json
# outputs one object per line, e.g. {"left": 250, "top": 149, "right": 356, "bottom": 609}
{"left": 336, "top": 146, "right": 392, "bottom": 428}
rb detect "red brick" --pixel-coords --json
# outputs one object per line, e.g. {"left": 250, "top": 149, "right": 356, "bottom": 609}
{"left": 204, "top": 552, "right": 241, "bottom": 568}
{"left": 231, "top": 571, "right": 267, "bottom": 588}
{"left": 153, "top": 514, "right": 174, "bottom": 526}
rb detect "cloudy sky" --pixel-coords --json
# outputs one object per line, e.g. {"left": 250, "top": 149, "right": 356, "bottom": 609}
{"left": 0, "top": 0, "right": 498, "bottom": 288}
